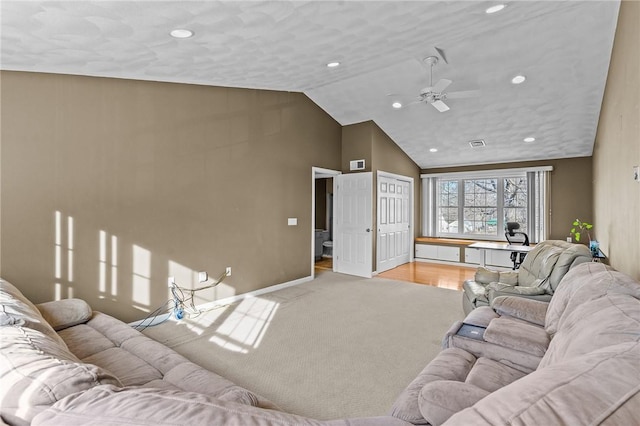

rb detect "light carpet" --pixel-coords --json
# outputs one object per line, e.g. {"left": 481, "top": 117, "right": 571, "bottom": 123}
{"left": 142, "top": 271, "right": 464, "bottom": 420}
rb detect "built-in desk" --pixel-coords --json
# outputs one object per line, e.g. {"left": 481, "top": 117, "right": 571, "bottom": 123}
{"left": 468, "top": 242, "right": 534, "bottom": 267}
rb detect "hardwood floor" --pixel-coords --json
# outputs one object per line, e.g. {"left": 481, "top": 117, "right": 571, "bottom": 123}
{"left": 315, "top": 259, "right": 476, "bottom": 292}
{"left": 377, "top": 261, "right": 476, "bottom": 291}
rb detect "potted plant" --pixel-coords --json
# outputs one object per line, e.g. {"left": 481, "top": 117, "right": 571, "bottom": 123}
{"left": 570, "top": 219, "right": 599, "bottom": 256}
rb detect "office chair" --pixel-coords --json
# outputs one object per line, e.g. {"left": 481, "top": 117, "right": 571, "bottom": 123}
{"left": 505, "top": 222, "right": 530, "bottom": 270}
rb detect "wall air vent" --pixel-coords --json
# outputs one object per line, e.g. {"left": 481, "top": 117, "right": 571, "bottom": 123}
{"left": 469, "top": 139, "right": 486, "bottom": 148}
{"left": 349, "top": 159, "right": 366, "bottom": 171}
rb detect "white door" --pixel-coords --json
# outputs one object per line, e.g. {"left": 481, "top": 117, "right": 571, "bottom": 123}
{"left": 334, "top": 172, "right": 373, "bottom": 278}
{"left": 377, "top": 174, "right": 411, "bottom": 273}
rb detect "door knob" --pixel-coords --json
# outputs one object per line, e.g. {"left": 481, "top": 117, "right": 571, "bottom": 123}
{"left": 366, "top": 228, "right": 371, "bottom": 232}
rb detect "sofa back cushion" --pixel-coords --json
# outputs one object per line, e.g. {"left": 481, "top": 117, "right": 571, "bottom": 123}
{"left": 540, "top": 292, "right": 640, "bottom": 368}
{"left": 545, "top": 243, "right": 591, "bottom": 292}
{"left": 545, "top": 263, "right": 640, "bottom": 336}
{"left": 0, "top": 279, "right": 66, "bottom": 349}
{"left": 517, "top": 242, "right": 563, "bottom": 289}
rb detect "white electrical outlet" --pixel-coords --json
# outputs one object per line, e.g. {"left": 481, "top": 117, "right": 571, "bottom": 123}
{"left": 167, "top": 276, "right": 176, "bottom": 287}
{"left": 226, "top": 266, "right": 232, "bottom": 276}
{"left": 198, "top": 271, "right": 208, "bottom": 282}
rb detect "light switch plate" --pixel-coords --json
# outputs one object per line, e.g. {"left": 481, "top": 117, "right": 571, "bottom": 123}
{"left": 288, "top": 218, "right": 297, "bottom": 226}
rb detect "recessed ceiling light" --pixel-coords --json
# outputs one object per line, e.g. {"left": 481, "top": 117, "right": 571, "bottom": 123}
{"left": 523, "top": 137, "right": 536, "bottom": 143}
{"left": 327, "top": 62, "right": 340, "bottom": 68}
{"left": 392, "top": 102, "right": 403, "bottom": 109}
{"left": 170, "top": 29, "right": 194, "bottom": 39}
{"left": 429, "top": 148, "right": 438, "bottom": 153}
{"left": 485, "top": 4, "right": 506, "bottom": 14}
{"left": 511, "top": 75, "right": 526, "bottom": 84}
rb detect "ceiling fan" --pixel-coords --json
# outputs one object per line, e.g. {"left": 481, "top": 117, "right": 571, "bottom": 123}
{"left": 411, "top": 55, "right": 479, "bottom": 112}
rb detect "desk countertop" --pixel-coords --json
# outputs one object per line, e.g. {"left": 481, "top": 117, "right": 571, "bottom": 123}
{"left": 468, "top": 242, "right": 534, "bottom": 252}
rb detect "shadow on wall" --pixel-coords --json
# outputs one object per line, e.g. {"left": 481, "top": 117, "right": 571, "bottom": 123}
{"left": 53, "top": 210, "right": 236, "bottom": 323}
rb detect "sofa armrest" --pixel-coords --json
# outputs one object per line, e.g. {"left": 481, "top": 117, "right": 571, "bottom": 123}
{"left": 36, "top": 299, "right": 93, "bottom": 331}
{"left": 491, "top": 296, "right": 548, "bottom": 327}
{"left": 390, "top": 347, "right": 476, "bottom": 424}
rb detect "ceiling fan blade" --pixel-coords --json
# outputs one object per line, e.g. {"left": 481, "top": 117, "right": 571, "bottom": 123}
{"left": 432, "top": 78, "right": 452, "bottom": 93}
{"left": 431, "top": 100, "right": 450, "bottom": 112}
{"left": 435, "top": 46, "right": 449, "bottom": 64}
{"left": 446, "top": 89, "right": 480, "bottom": 99}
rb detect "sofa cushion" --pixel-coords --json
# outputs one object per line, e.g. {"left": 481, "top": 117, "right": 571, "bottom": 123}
{"left": 36, "top": 299, "right": 92, "bottom": 331}
{"left": 32, "top": 385, "right": 411, "bottom": 426}
{"left": 442, "top": 342, "right": 640, "bottom": 426}
{"left": 58, "top": 311, "right": 278, "bottom": 409}
{"left": 0, "top": 325, "right": 121, "bottom": 426}
{"left": 418, "top": 381, "right": 489, "bottom": 426}
{"left": 483, "top": 317, "right": 549, "bottom": 357}
{"left": 491, "top": 296, "right": 548, "bottom": 327}
{"left": 464, "top": 357, "right": 527, "bottom": 393}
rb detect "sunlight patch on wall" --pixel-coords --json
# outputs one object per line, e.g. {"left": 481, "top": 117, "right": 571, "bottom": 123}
{"left": 132, "top": 244, "right": 151, "bottom": 310}
{"left": 98, "top": 231, "right": 119, "bottom": 300}
{"left": 209, "top": 297, "right": 279, "bottom": 354}
{"left": 54, "top": 211, "right": 75, "bottom": 300}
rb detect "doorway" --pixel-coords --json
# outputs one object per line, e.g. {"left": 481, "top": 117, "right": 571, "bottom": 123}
{"left": 312, "top": 167, "right": 341, "bottom": 277}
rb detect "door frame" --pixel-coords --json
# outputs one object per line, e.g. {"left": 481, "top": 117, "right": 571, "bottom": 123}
{"left": 376, "top": 170, "right": 415, "bottom": 273}
{"left": 311, "top": 167, "right": 341, "bottom": 278}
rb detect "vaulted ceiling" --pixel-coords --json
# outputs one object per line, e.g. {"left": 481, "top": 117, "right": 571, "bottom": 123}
{"left": 0, "top": 1, "right": 620, "bottom": 168}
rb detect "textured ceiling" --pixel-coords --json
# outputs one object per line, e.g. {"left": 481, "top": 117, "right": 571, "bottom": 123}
{"left": 1, "top": 1, "right": 620, "bottom": 168}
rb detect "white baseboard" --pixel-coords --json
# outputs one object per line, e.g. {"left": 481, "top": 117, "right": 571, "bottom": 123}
{"left": 189, "top": 275, "right": 314, "bottom": 312}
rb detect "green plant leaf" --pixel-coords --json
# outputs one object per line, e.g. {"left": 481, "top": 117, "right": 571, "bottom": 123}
{"left": 575, "top": 232, "right": 581, "bottom": 242}
{"left": 570, "top": 227, "right": 576, "bottom": 233}
{"left": 586, "top": 224, "right": 593, "bottom": 229}
{"left": 573, "top": 220, "right": 580, "bottom": 226}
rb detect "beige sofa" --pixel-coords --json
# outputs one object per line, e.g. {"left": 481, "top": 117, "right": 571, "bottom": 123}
{"left": 462, "top": 240, "right": 592, "bottom": 314}
{"left": 0, "top": 279, "right": 410, "bottom": 426}
{"left": 390, "top": 262, "right": 640, "bottom": 425}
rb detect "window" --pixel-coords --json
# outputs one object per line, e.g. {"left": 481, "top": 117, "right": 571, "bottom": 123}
{"left": 423, "top": 167, "right": 551, "bottom": 242}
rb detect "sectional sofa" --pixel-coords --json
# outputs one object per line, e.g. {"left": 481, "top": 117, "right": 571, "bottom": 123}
{"left": 391, "top": 262, "right": 640, "bottom": 425}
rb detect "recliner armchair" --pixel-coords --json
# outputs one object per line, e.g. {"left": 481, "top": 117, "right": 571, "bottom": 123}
{"left": 462, "top": 240, "right": 592, "bottom": 314}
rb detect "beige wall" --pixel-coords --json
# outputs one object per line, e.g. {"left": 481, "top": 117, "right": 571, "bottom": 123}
{"left": 421, "top": 157, "right": 593, "bottom": 241}
{"left": 342, "top": 121, "right": 421, "bottom": 271}
{"left": 593, "top": 0, "right": 640, "bottom": 280}
{"left": 0, "top": 71, "right": 342, "bottom": 322}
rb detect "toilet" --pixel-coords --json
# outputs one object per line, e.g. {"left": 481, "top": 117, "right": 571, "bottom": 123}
{"left": 322, "top": 241, "right": 333, "bottom": 258}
